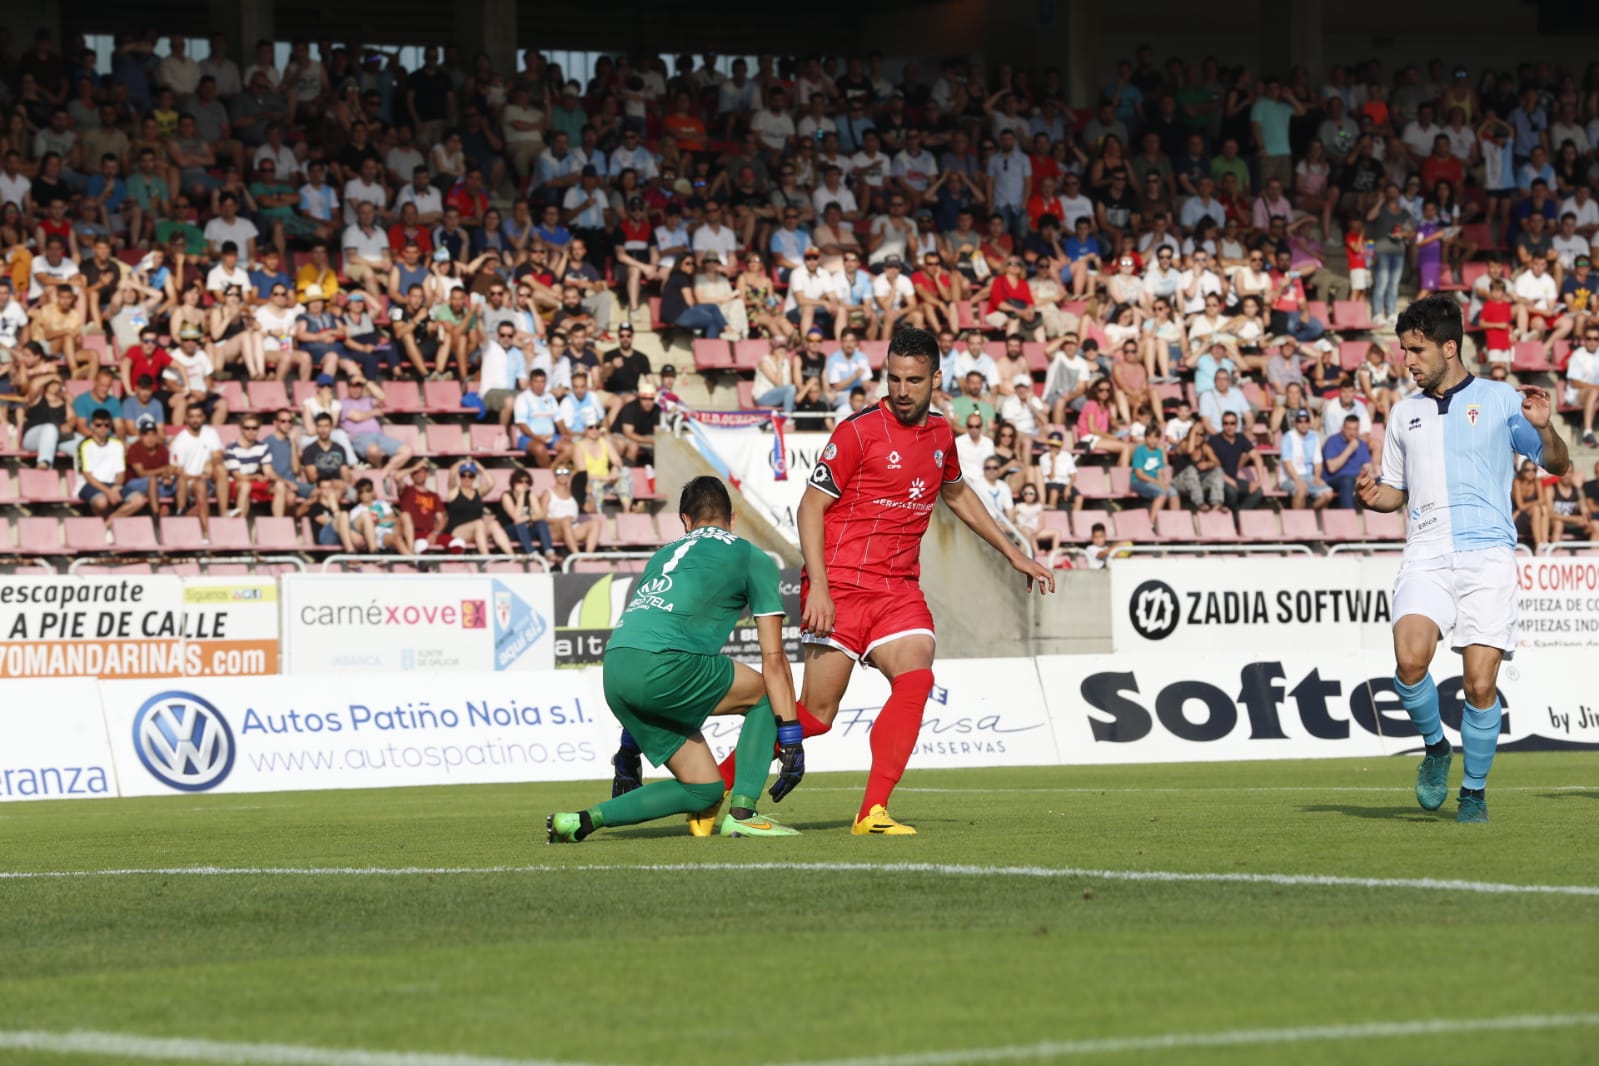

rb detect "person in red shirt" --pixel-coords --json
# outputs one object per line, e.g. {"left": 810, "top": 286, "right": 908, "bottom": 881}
{"left": 120, "top": 326, "right": 173, "bottom": 397}
{"left": 1419, "top": 134, "right": 1464, "bottom": 194}
{"left": 396, "top": 460, "right": 450, "bottom": 552}
{"left": 444, "top": 169, "right": 489, "bottom": 227}
{"left": 982, "top": 256, "right": 1043, "bottom": 341}
{"left": 662, "top": 91, "right": 707, "bottom": 153}
{"left": 1478, "top": 278, "right": 1514, "bottom": 363}
{"left": 691, "top": 328, "right": 1054, "bottom": 833}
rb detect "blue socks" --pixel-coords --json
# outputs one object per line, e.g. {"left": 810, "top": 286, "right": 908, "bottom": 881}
{"left": 1460, "top": 698, "right": 1503, "bottom": 790}
{"left": 617, "top": 729, "right": 640, "bottom": 753}
{"left": 1394, "top": 673, "right": 1445, "bottom": 747}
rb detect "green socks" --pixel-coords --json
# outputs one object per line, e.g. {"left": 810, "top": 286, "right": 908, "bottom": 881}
{"left": 587, "top": 778, "right": 725, "bottom": 831}
{"left": 730, "top": 697, "right": 777, "bottom": 816}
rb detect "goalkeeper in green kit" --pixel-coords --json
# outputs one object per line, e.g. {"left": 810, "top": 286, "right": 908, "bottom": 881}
{"left": 547, "top": 476, "right": 806, "bottom": 842}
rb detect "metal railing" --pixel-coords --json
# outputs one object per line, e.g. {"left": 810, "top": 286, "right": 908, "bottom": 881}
{"left": 1325, "top": 542, "right": 1406, "bottom": 556}
{"left": 1044, "top": 547, "right": 1090, "bottom": 568}
{"left": 321, "top": 553, "right": 551, "bottom": 573}
{"left": 1109, "top": 543, "right": 1317, "bottom": 558}
{"left": 68, "top": 554, "right": 307, "bottom": 575}
{"left": 1, "top": 559, "right": 58, "bottom": 575}
{"left": 563, "top": 549, "right": 786, "bottom": 573}
{"left": 1538, "top": 542, "right": 1599, "bottom": 556}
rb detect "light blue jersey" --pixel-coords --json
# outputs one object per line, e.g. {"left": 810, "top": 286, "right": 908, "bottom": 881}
{"left": 1381, "top": 376, "right": 1545, "bottom": 559}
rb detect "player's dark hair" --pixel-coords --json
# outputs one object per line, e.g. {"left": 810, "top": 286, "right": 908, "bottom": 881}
{"left": 886, "top": 326, "right": 939, "bottom": 367}
{"left": 1395, "top": 295, "right": 1463, "bottom": 351}
{"left": 678, "top": 476, "right": 732, "bottom": 526}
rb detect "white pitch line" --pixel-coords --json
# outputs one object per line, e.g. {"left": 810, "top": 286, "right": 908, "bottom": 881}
{"left": 772, "top": 1013, "right": 1599, "bottom": 1066}
{"left": 1, "top": 861, "right": 1595, "bottom": 897}
{"left": 0, "top": 1029, "right": 590, "bottom": 1066}
{"left": 801, "top": 785, "right": 1599, "bottom": 794}
{"left": 3, "top": 1014, "right": 1598, "bottom": 1066}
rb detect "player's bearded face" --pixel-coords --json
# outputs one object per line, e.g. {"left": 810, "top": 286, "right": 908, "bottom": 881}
{"left": 884, "top": 356, "right": 937, "bottom": 425}
{"left": 1399, "top": 331, "right": 1456, "bottom": 392}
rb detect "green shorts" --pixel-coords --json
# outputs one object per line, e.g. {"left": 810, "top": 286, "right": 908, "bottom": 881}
{"left": 601, "top": 647, "right": 735, "bottom": 767}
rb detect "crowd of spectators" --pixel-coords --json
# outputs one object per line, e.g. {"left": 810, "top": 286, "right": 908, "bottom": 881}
{"left": 0, "top": 29, "right": 1597, "bottom": 557}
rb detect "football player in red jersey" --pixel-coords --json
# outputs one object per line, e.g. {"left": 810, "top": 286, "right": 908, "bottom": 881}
{"left": 714, "top": 326, "right": 1056, "bottom": 834}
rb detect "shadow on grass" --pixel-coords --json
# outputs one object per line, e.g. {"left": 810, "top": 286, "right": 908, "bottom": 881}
{"left": 1539, "top": 791, "right": 1599, "bottom": 802}
{"left": 605, "top": 815, "right": 952, "bottom": 839}
{"left": 1298, "top": 804, "right": 1440, "bottom": 823}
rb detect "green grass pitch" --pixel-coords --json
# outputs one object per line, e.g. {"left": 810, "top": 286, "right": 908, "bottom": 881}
{"left": 1, "top": 754, "right": 1596, "bottom": 1066}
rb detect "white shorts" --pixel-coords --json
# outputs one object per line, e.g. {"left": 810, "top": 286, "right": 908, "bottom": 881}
{"left": 1349, "top": 268, "right": 1371, "bottom": 290}
{"left": 1393, "top": 546, "right": 1519, "bottom": 657}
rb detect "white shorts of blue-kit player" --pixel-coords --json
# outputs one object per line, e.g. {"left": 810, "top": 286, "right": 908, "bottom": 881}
{"left": 1392, "top": 545, "right": 1519, "bottom": 658}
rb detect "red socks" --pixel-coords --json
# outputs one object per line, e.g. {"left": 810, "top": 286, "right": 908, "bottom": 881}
{"left": 860, "top": 669, "right": 934, "bottom": 820}
{"left": 718, "top": 701, "right": 830, "bottom": 789}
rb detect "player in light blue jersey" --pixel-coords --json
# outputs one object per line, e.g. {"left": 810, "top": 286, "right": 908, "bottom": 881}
{"left": 1356, "top": 296, "right": 1570, "bottom": 822}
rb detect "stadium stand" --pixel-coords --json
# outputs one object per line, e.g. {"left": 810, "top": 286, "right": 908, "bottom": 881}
{"left": 0, "top": 37, "right": 1596, "bottom": 576}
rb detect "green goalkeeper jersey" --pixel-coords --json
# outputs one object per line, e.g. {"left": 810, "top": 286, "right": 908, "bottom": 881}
{"left": 605, "top": 526, "right": 786, "bottom": 656}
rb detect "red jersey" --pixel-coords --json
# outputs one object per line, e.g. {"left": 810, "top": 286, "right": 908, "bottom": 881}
{"left": 398, "top": 485, "right": 444, "bottom": 537}
{"left": 808, "top": 401, "right": 962, "bottom": 591}
{"left": 1479, "top": 299, "right": 1512, "bottom": 351}
{"left": 123, "top": 345, "right": 172, "bottom": 388}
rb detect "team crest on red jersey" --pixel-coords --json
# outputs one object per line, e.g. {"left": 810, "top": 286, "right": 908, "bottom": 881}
{"left": 1465, "top": 403, "right": 1481, "bottom": 426}
{"left": 933, "top": 449, "right": 945, "bottom": 465}
{"left": 822, "top": 443, "right": 838, "bottom": 460}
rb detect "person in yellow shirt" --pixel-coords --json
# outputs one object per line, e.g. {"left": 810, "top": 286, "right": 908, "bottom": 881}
{"left": 293, "top": 241, "right": 340, "bottom": 302}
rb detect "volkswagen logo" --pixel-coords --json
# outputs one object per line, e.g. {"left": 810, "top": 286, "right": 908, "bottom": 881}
{"left": 132, "top": 691, "right": 237, "bottom": 792}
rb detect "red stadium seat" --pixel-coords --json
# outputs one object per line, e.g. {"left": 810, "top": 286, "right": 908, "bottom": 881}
{"left": 1279, "top": 510, "right": 1321, "bottom": 540}
{"left": 1038, "top": 510, "right": 1072, "bottom": 540}
{"left": 1108, "top": 466, "right": 1132, "bottom": 497}
{"left": 630, "top": 466, "right": 660, "bottom": 501}
{"left": 1237, "top": 510, "right": 1282, "bottom": 541}
{"left": 217, "top": 380, "right": 249, "bottom": 413}
{"left": 1112, "top": 508, "right": 1155, "bottom": 540}
{"left": 1511, "top": 342, "right": 1552, "bottom": 374}
{"left": 736, "top": 380, "right": 755, "bottom": 408}
{"left": 1332, "top": 300, "right": 1373, "bottom": 332}
{"left": 423, "top": 380, "right": 468, "bottom": 412}
{"left": 424, "top": 425, "right": 470, "bottom": 456}
{"left": 110, "top": 517, "right": 158, "bottom": 552}
{"left": 381, "top": 380, "right": 423, "bottom": 413}
{"left": 1074, "top": 466, "right": 1110, "bottom": 498}
{"left": 207, "top": 517, "right": 253, "bottom": 550}
{"left": 1194, "top": 510, "right": 1239, "bottom": 542}
{"left": 732, "top": 339, "right": 770, "bottom": 371}
{"left": 18, "top": 468, "right": 71, "bottom": 503}
{"left": 692, "top": 339, "right": 733, "bottom": 370}
{"left": 385, "top": 423, "right": 423, "bottom": 453}
{"left": 0, "top": 469, "right": 13, "bottom": 504}
{"left": 1022, "top": 342, "right": 1048, "bottom": 374}
{"left": 1319, "top": 508, "right": 1361, "bottom": 541}
{"left": 1362, "top": 510, "right": 1405, "bottom": 540}
{"left": 611, "top": 512, "right": 660, "bottom": 546}
{"left": 1338, "top": 341, "right": 1370, "bottom": 372}
{"left": 246, "top": 381, "right": 290, "bottom": 413}
{"left": 157, "top": 516, "right": 205, "bottom": 551}
{"left": 17, "top": 517, "right": 63, "bottom": 554}
{"left": 82, "top": 332, "right": 112, "bottom": 366}
{"left": 65, "top": 517, "right": 109, "bottom": 553}
{"left": 469, "top": 424, "right": 519, "bottom": 456}
{"left": 859, "top": 340, "right": 890, "bottom": 370}
{"left": 1153, "top": 509, "right": 1197, "bottom": 541}
{"left": 252, "top": 516, "right": 300, "bottom": 551}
